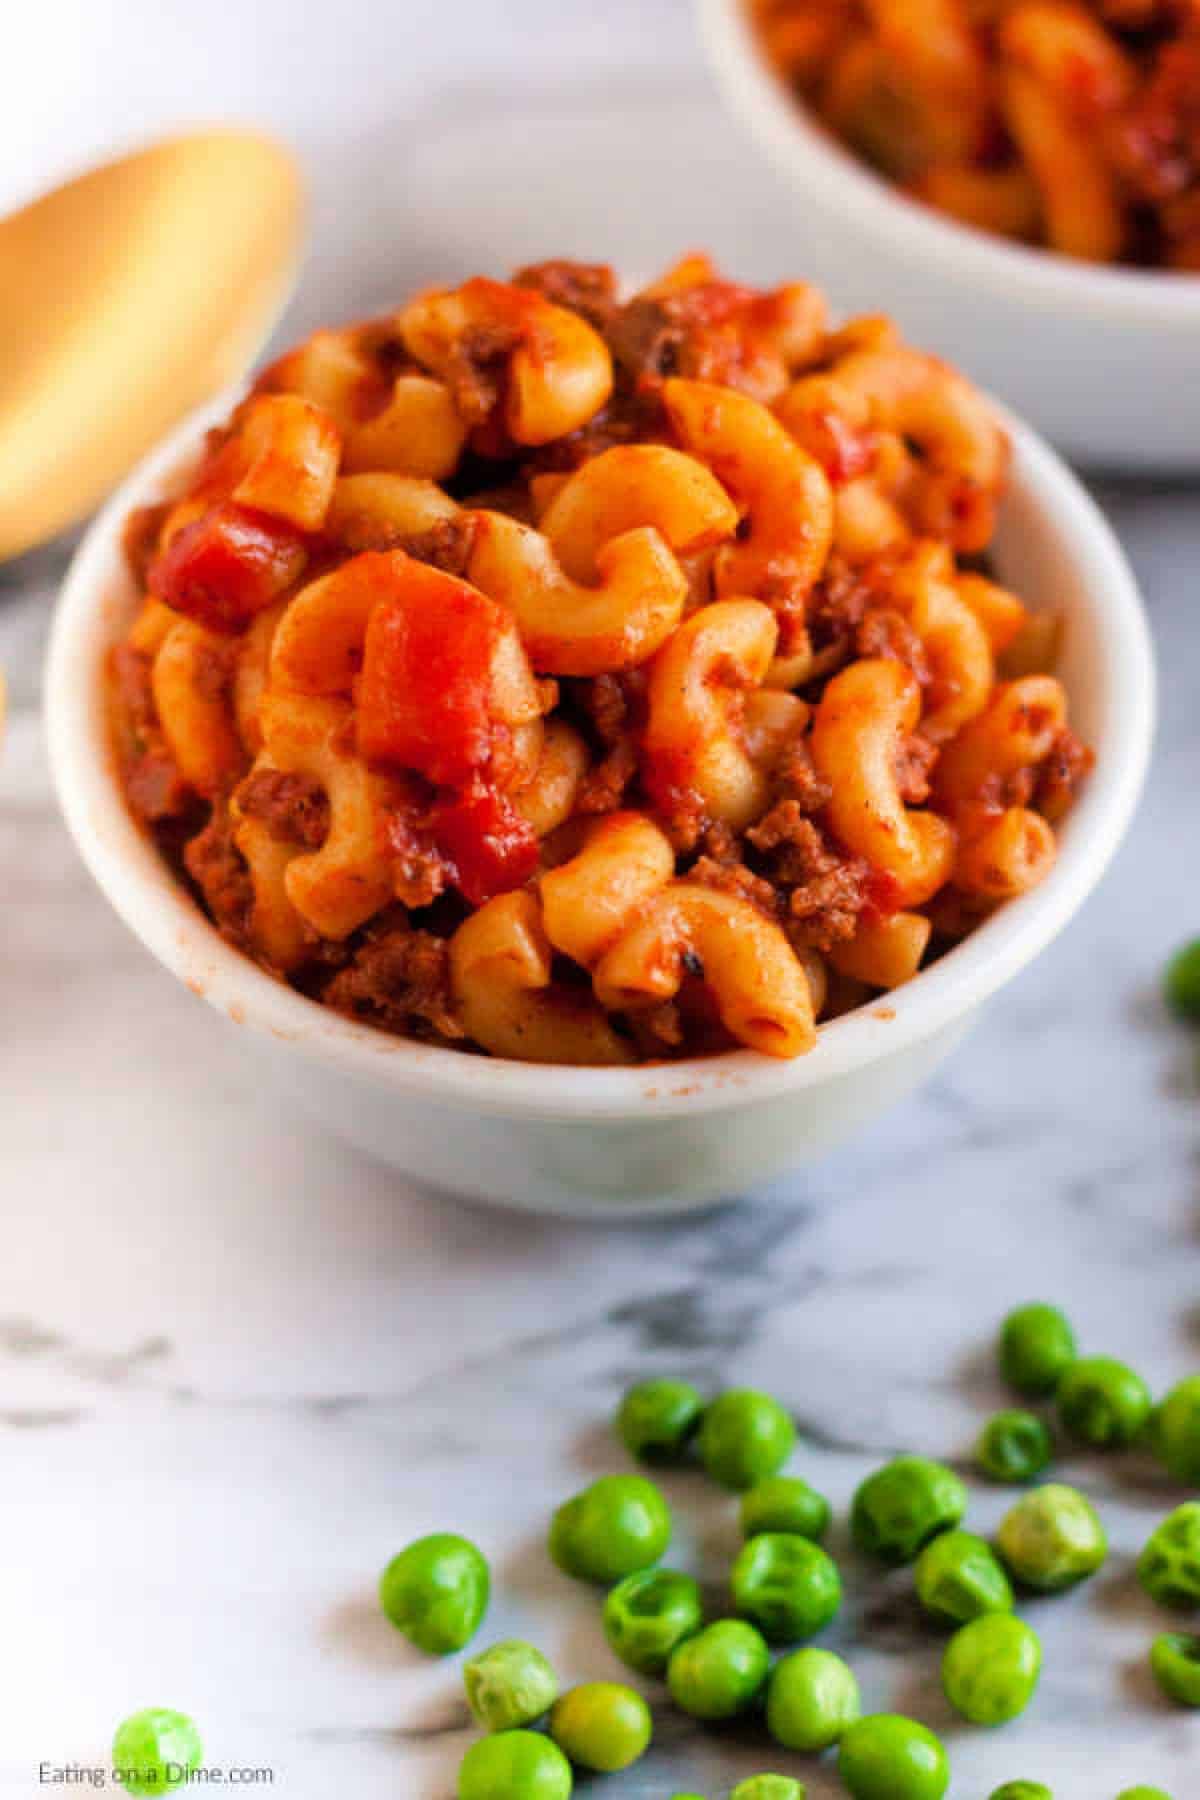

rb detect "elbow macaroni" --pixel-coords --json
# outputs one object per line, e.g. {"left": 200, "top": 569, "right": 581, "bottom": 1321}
{"left": 752, "top": 0, "right": 1199, "bottom": 269}
{"left": 110, "top": 256, "right": 1094, "bottom": 1064}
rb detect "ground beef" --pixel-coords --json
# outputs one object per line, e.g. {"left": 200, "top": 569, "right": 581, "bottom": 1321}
{"left": 689, "top": 853, "right": 780, "bottom": 918}
{"left": 577, "top": 738, "right": 638, "bottom": 815}
{"left": 894, "top": 732, "right": 939, "bottom": 806}
{"left": 856, "top": 608, "right": 932, "bottom": 683}
{"left": 323, "top": 923, "right": 463, "bottom": 1041}
{"left": 403, "top": 515, "right": 477, "bottom": 576}
{"left": 772, "top": 739, "right": 832, "bottom": 814}
{"left": 747, "top": 803, "right": 868, "bottom": 951}
{"left": 383, "top": 810, "right": 448, "bottom": 910}
{"left": 447, "top": 322, "right": 522, "bottom": 427}
{"left": 512, "top": 260, "right": 619, "bottom": 330}
{"left": 184, "top": 803, "right": 254, "bottom": 946}
{"left": 110, "top": 646, "right": 191, "bottom": 822}
{"left": 235, "top": 769, "right": 330, "bottom": 848}
{"left": 1034, "top": 726, "right": 1096, "bottom": 823}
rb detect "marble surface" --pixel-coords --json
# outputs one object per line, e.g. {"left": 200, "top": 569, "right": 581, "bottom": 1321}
{"left": 4, "top": 2, "right": 1200, "bottom": 1795}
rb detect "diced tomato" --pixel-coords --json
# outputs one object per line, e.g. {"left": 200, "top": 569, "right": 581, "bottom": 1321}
{"left": 862, "top": 864, "right": 905, "bottom": 923}
{"left": 149, "top": 502, "right": 307, "bottom": 633}
{"left": 357, "top": 559, "right": 511, "bottom": 788}
{"left": 430, "top": 781, "right": 539, "bottom": 905}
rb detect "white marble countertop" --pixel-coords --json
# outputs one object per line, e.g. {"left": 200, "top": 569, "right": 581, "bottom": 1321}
{"left": 5, "top": 3, "right": 1199, "bottom": 1795}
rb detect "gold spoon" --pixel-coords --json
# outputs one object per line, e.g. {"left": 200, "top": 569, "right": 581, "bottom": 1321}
{"left": 0, "top": 130, "right": 305, "bottom": 562}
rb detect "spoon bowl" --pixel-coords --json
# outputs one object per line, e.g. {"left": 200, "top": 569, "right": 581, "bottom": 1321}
{"left": 0, "top": 130, "right": 303, "bottom": 561}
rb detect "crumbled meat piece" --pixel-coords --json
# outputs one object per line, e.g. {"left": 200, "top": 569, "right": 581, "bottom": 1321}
{"left": 748, "top": 804, "right": 867, "bottom": 950}
{"left": 446, "top": 322, "right": 522, "bottom": 427}
{"left": 324, "top": 924, "right": 463, "bottom": 1040}
{"left": 894, "top": 733, "right": 939, "bottom": 806}
{"left": 402, "top": 515, "right": 477, "bottom": 576}
{"left": 577, "top": 738, "right": 637, "bottom": 815}
{"left": 690, "top": 853, "right": 780, "bottom": 917}
{"left": 1034, "top": 726, "right": 1096, "bottom": 823}
{"left": 184, "top": 803, "right": 254, "bottom": 946}
{"left": 110, "top": 645, "right": 191, "bottom": 821}
{"left": 856, "top": 608, "right": 931, "bottom": 683}
{"left": 512, "top": 260, "right": 619, "bottom": 330}
{"left": 383, "top": 810, "right": 449, "bottom": 910}
{"left": 235, "top": 768, "right": 330, "bottom": 848}
{"left": 772, "top": 738, "right": 832, "bottom": 814}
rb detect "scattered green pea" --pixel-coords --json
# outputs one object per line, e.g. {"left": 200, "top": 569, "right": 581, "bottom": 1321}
{"left": 740, "top": 1474, "right": 830, "bottom": 1543}
{"left": 730, "top": 1779, "right": 805, "bottom": 1800}
{"left": 457, "top": 1730, "right": 573, "bottom": 1800}
{"left": 602, "top": 1567, "right": 703, "bottom": 1676}
{"left": 1164, "top": 937, "right": 1200, "bottom": 1021}
{"left": 549, "top": 1681, "right": 652, "bottom": 1773}
{"left": 379, "top": 1533, "right": 489, "bottom": 1655}
{"left": 111, "top": 1710, "right": 203, "bottom": 1797}
{"left": 850, "top": 1456, "right": 967, "bottom": 1564}
{"left": 1153, "top": 1375, "right": 1200, "bottom": 1484}
{"left": 463, "top": 1640, "right": 557, "bottom": 1732}
{"left": 1149, "top": 1632, "right": 1200, "bottom": 1708}
{"left": 996, "top": 1483, "right": 1108, "bottom": 1591}
{"left": 731, "top": 1531, "right": 841, "bottom": 1643}
{"left": 548, "top": 1475, "right": 671, "bottom": 1584}
{"left": 838, "top": 1714, "right": 950, "bottom": 1800}
{"left": 698, "top": 1388, "right": 796, "bottom": 1491}
{"left": 913, "top": 1529, "right": 1014, "bottom": 1627}
{"left": 1137, "top": 1503, "right": 1200, "bottom": 1610}
{"left": 1115, "top": 1789, "right": 1175, "bottom": 1800}
{"left": 988, "top": 1786, "right": 1053, "bottom": 1800}
{"left": 999, "top": 1304, "right": 1077, "bottom": 1397}
{"left": 767, "top": 1646, "right": 861, "bottom": 1751}
{"left": 942, "top": 1613, "right": 1042, "bottom": 1725}
{"left": 667, "top": 1618, "right": 770, "bottom": 1720}
{"left": 1058, "top": 1356, "right": 1151, "bottom": 1449}
{"left": 977, "top": 1410, "right": 1054, "bottom": 1483}
{"left": 616, "top": 1378, "right": 704, "bottom": 1462}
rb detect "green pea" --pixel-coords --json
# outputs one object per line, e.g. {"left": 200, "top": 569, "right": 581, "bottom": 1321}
{"left": 989, "top": 1786, "right": 1053, "bottom": 1800}
{"left": 457, "top": 1730, "right": 573, "bottom": 1800}
{"left": 1115, "top": 1790, "right": 1175, "bottom": 1800}
{"left": 942, "top": 1613, "right": 1042, "bottom": 1725}
{"left": 1164, "top": 937, "right": 1200, "bottom": 1021}
{"left": 977, "top": 1410, "right": 1054, "bottom": 1484}
{"left": 850, "top": 1456, "right": 967, "bottom": 1565}
{"left": 838, "top": 1714, "right": 950, "bottom": 1800}
{"left": 549, "top": 1475, "right": 671, "bottom": 1584}
{"left": 731, "top": 1531, "right": 841, "bottom": 1643}
{"left": 549, "top": 1681, "right": 652, "bottom": 1773}
{"left": 111, "top": 1710, "right": 203, "bottom": 1797}
{"left": 379, "top": 1533, "right": 489, "bottom": 1655}
{"left": 667, "top": 1618, "right": 770, "bottom": 1720}
{"left": 913, "top": 1529, "right": 1014, "bottom": 1627}
{"left": 767, "top": 1646, "right": 861, "bottom": 1751}
{"left": 698, "top": 1388, "right": 796, "bottom": 1490}
{"left": 1137, "top": 1503, "right": 1200, "bottom": 1610}
{"left": 741, "top": 1475, "right": 830, "bottom": 1543}
{"left": 1149, "top": 1632, "right": 1200, "bottom": 1708}
{"left": 463, "top": 1640, "right": 557, "bottom": 1732}
{"left": 730, "top": 1780, "right": 805, "bottom": 1800}
{"left": 1057, "top": 1356, "right": 1151, "bottom": 1449}
{"left": 996, "top": 1483, "right": 1107, "bottom": 1591}
{"left": 999, "top": 1303, "right": 1077, "bottom": 1397}
{"left": 1153, "top": 1375, "right": 1200, "bottom": 1484}
{"left": 616, "top": 1378, "right": 704, "bottom": 1462}
{"left": 603, "top": 1567, "right": 703, "bottom": 1676}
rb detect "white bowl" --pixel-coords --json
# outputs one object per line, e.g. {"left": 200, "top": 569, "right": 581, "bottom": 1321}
{"left": 700, "top": 0, "right": 1200, "bottom": 473}
{"left": 46, "top": 391, "right": 1153, "bottom": 1219}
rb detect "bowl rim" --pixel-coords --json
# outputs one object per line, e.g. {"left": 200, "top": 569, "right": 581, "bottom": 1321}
{"left": 45, "top": 387, "right": 1154, "bottom": 1123}
{"left": 699, "top": 0, "right": 1200, "bottom": 323}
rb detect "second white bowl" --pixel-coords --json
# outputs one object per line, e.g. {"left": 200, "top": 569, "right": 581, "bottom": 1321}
{"left": 700, "top": 0, "right": 1200, "bottom": 474}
